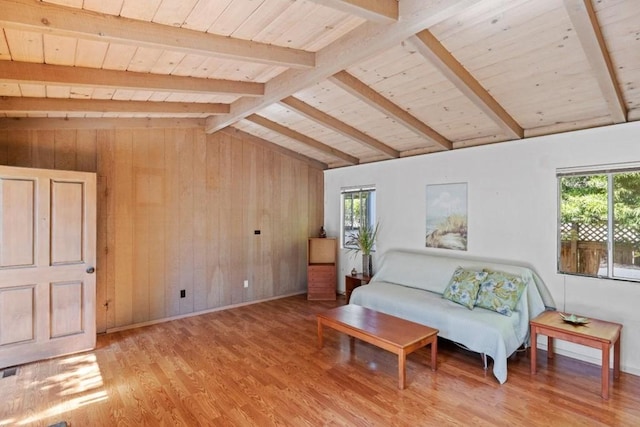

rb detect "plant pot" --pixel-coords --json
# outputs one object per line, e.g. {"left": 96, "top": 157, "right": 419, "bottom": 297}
{"left": 362, "top": 254, "right": 372, "bottom": 277}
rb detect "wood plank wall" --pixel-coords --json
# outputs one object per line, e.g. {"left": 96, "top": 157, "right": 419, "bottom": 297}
{"left": 0, "top": 127, "right": 324, "bottom": 332}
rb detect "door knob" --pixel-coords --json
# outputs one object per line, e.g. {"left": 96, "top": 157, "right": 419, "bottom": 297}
{"left": 86, "top": 267, "right": 95, "bottom": 274}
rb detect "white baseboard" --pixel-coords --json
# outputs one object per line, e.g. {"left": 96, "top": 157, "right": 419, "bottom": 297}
{"left": 536, "top": 342, "right": 640, "bottom": 377}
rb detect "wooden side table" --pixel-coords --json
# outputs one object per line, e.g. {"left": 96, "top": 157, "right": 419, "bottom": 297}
{"left": 345, "top": 273, "right": 372, "bottom": 303}
{"left": 530, "top": 310, "right": 622, "bottom": 399}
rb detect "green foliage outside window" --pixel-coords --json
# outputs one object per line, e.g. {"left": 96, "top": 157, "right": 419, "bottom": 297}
{"left": 560, "top": 175, "right": 608, "bottom": 226}
{"left": 342, "top": 188, "right": 375, "bottom": 250}
{"left": 559, "top": 170, "right": 640, "bottom": 280}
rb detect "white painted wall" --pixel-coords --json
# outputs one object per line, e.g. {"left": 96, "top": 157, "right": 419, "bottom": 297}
{"left": 324, "top": 121, "right": 640, "bottom": 376}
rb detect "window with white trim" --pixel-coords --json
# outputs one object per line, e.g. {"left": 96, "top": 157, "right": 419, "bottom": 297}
{"left": 558, "top": 165, "right": 640, "bottom": 281}
{"left": 342, "top": 186, "right": 376, "bottom": 250}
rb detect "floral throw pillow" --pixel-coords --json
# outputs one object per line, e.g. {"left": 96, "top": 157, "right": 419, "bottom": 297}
{"left": 442, "top": 267, "right": 488, "bottom": 309}
{"left": 475, "top": 270, "right": 527, "bottom": 316}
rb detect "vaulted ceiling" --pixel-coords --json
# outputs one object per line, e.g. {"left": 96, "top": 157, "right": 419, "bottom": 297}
{"left": 1, "top": 0, "right": 639, "bottom": 169}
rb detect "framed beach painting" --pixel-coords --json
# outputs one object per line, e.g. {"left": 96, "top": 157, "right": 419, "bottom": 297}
{"left": 425, "top": 183, "right": 468, "bottom": 251}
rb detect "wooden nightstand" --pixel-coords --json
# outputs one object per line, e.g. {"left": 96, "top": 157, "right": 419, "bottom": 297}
{"left": 345, "top": 273, "right": 372, "bottom": 303}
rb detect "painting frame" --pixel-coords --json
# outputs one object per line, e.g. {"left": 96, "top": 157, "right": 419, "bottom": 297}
{"left": 425, "top": 182, "right": 468, "bottom": 251}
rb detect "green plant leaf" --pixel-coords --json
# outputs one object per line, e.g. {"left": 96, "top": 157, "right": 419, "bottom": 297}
{"left": 345, "top": 222, "right": 379, "bottom": 256}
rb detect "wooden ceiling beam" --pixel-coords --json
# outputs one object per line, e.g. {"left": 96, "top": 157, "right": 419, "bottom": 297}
{"left": 246, "top": 114, "right": 359, "bottom": 165}
{"left": 329, "top": 71, "right": 452, "bottom": 150}
{"left": 280, "top": 96, "right": 399, "bottom": 159}
{"left": 0, "top": 61, "right": 263, "bottom": 96}
{"left": 563, "top": 0, "right": 626, "bottom": 123}
{"left": 206, "top": 0, "right": 483, "bottom": 133}
{"left": 409, "top": 30, "right": 524, "bottom": 140}
{"left": 0, "top": 97, "right": 229, "bottom": 114}
{"left": 0, "top": 0, "right": 315, "bottom": 69}
{"left": 308, "top": 0, "right": 398, "bottom": 23}
{"left": 0, "top": 117, "right": 205, "bottom": 130}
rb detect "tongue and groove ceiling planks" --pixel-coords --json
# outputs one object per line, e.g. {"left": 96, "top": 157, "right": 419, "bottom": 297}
{"left": 0, "top": 0, "right": 638, "bottom": 168}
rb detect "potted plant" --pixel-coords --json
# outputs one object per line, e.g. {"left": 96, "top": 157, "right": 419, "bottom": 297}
{"left": 345, "top": 222, "right": 379, "bottom": 276}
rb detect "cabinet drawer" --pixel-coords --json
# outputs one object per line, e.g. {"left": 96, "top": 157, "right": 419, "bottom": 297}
{"left": 307, "top": 291, "right": 336, "bottom": 301}
{"left": 308, "top": 265, "right": 334, "bottom": 274}
{"left": 308, "top": 265, "right": 335, "bottom": 282}
{"left": 308, "top": 283, "right": 333, "bottom": 292}
{"left": 309, "top": 278, "right": 335, "bottom": 290}
{"left": 308, "top": 270, "right": 336, "bottom": 281}
{"left": 308, "top": 280, "right": 335, "bottom": 291}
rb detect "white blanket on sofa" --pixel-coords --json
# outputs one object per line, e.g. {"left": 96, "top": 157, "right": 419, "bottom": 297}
{"left": 349, "top": 249, "right": 555, "bottom": 384}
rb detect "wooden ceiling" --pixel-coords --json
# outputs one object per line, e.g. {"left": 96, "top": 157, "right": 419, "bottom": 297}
{"left": 1, "top": 0, "right": 638, "bottom": 169}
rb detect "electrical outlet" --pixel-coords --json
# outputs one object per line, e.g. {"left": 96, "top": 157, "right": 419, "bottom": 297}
{"left": 180, "top": 289, "right": 186, "bottom": 298}
{"left": 243, "top": 280, "right": 249, "bottom": 288}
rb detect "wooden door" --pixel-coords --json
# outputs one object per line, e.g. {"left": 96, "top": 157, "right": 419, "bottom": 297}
{"left": 0, "top": 165, "right": 96, "bottom": 369}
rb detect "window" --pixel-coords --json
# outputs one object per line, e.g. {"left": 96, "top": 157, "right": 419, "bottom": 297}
{"left": 342, "top": 186, "right": 376, "bottom": 249}
{"left": 558, "top": 166, "right": 640, "bottom": 281}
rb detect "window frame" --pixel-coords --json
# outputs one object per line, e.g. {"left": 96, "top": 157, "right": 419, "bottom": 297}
{"left": 341, "top": 186, "right": 376, "bottom": 250}
{"left": 557, "top": 163, "right": 640, "bottom": 282}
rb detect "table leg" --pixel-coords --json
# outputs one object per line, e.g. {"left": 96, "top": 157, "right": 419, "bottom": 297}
{"left": 547, "top": 336, "right": 554, "bottom": 359}
{"left": 398, "top": 350, "right": 406, "bottom": 389}
{"left": 530, "top": 325, "right": 537, "bottom": 375}
{"left": 431, "top": 338, "right": 437, "bottom": 371}
{"left": 614, "top": 336, "right": 621, "bottom": 379}
{"left": 317, "top": 319, "right": 323, "bottom": 349}
{"left": 602, "top": 342, "right": 611, "bottom": 399}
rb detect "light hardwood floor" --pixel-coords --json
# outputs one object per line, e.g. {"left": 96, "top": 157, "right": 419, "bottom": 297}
{"left": 1, "top": 295, "right": 639, "bottom": 426}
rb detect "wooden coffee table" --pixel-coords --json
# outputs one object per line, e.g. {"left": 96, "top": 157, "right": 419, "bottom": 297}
{"left": 530, "top": 310, "right": 622, "bottom": 399}
{"left": 317, "top": 304, "right": 438, "bottom": 389}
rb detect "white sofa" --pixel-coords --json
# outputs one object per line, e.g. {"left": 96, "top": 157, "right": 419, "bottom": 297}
{"left": 349, "top": 249, "right": 556, "bottom": 384}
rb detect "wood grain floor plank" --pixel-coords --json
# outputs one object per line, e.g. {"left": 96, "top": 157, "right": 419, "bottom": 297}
{"left": 2, "top": 294, "right": 640, "bottom": 426}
